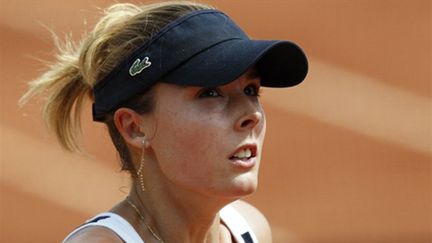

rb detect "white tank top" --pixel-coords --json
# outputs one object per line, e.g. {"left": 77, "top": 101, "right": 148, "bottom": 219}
{"left": 62, "top": 204, "right": 259, "bottom": 243}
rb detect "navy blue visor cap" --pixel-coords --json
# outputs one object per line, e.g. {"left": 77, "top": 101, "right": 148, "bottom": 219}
{"left": 92, "top": 10, "right": 308, "bottom": 122}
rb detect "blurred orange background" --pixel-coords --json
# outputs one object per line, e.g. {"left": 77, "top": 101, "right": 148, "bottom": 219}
{"left": 0, "top": 0, "right": 430, "bottom": 242}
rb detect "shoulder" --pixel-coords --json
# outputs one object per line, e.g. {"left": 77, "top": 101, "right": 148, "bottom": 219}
{"left": 230, "top": 200, "right": 272, "bottom": 243}
{"left": 63, "top": 226, "right": 124, "bottom": 243}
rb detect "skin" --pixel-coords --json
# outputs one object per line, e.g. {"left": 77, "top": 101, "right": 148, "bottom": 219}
{"left": 65, "top": 69, "right": 271, "bottom": 243}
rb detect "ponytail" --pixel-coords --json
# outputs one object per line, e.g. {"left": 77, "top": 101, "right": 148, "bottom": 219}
{"left": 20, "top": 34, "right": 90, "bottom": 152}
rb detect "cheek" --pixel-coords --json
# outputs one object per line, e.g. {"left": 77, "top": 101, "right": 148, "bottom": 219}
{"left": 258, "top": 119, "right": 266, "bottom": 161}
{"left": 260, "top": 115, "right": 267, "bottom": 142}
{"left": 151, "top": 108, "right": 227, "bottom": 182}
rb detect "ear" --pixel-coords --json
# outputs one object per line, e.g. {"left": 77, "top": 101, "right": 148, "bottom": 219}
{"left": 113, "top": 108, "right": 146, "bottom": 149}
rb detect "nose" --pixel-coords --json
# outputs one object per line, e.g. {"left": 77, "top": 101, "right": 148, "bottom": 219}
{"left": 234, "top": 110, "right": 263, "bottom": 131}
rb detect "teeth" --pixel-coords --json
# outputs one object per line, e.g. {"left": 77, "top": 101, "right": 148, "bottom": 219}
{"left": 244, "top": 148, "right": 252, "bottom": 158}
{"left": 233, "top": 148, "right": 252, "bottom": 159}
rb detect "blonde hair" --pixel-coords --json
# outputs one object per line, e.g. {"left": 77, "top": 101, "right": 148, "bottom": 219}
{"left": 20, "top": 1, "right": 213, "bottom": 170}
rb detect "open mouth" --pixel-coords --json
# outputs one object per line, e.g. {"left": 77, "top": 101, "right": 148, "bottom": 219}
{"left": 229, "top": 144, "right": 257, "bottom": 161}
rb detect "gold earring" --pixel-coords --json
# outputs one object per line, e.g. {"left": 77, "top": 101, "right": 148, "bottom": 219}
{"left": 137, "top": 139, "right": 146, "bottom": 191}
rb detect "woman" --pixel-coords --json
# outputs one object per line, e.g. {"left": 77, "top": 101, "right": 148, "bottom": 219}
{"left": 21, "top": 1, "right": 307, "bottom": 242}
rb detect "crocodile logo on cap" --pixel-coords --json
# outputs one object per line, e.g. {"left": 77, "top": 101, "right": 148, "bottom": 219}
{"left": 129, "top": 57, "right": 151, "bottom": 76}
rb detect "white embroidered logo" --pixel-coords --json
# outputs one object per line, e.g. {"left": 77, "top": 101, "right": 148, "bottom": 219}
{"left": 129, "top": 57, "right": 152, "bottom": 76}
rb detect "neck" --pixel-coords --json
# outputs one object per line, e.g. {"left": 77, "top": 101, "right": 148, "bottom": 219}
{"left": 127, "top": 180, "right": 234, "bottom": 243}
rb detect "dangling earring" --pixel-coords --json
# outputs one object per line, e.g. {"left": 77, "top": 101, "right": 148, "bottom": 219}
{"left": 137, "top": 139, "right": 146, "bottom": 191}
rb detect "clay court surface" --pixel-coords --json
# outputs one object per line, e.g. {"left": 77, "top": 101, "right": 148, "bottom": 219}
{"left": 0, "top": 0, "right": 430, "bottom": 242}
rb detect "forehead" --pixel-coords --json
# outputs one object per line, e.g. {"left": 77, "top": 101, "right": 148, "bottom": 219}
{"left": 154, "top": 66, "right": 261, "bottom": 95}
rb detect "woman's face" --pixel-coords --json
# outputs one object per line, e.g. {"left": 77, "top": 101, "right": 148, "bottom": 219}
{"left": 144, "top": 69, "right": 266, "bottom": 199}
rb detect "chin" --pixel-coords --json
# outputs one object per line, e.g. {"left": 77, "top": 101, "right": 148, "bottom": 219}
{"left": 225, "top": 173, "right": 259, "bottom": 197}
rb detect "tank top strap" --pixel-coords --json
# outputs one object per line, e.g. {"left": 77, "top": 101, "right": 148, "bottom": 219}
{"left": 219, "top": 204, "right": 259, "bottom": 243}
{"left": 62, "top": 212, "right": 144, "bottom": 243}
{"left": 64, "top": 206, "right": 259, "bottom": 243}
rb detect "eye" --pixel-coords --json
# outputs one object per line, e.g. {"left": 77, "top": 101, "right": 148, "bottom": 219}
{"left": 198, "top": 88, "right": 222, "bottom": 98}
{"left": 244, "top": 84, "right": 261, "bottom": 97}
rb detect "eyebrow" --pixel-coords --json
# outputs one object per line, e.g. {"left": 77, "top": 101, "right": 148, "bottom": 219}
{"left": 245, "top": 67, "right": 260, "bottom": 80}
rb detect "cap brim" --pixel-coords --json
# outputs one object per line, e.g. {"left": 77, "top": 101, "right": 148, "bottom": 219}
{"left": 162, "top": 39, "right": 308, "bottom": 88}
